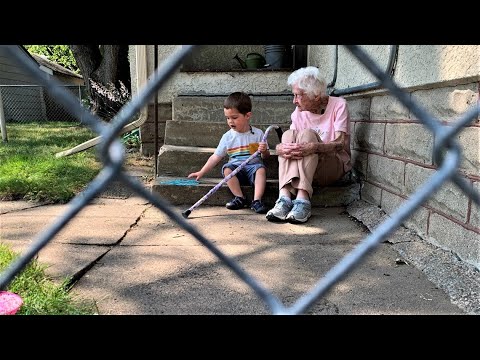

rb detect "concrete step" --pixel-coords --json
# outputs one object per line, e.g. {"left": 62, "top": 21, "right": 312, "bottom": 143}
{"left": 153, "top": 176, "right": 281, "bottom": 208}
{"left": 151, "top": 174, "right": 361, "bottom": 208}
{"left": 157, "top": 144, "right": 280, "bottom": 179}
{"left": 164, "top": 120, "right": 287, "bottom": 148}
{"left": 173, "top": 94, "right": 295, "bottom": 124}
{"left": 153, "top": 94, "right": 360, "bottom": 210}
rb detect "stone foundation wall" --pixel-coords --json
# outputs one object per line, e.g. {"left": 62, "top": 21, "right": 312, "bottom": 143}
{"left": 348, "top": 82, "right": 479, "bottom": 269}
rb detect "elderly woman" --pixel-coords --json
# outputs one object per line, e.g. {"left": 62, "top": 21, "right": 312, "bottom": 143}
{"left": 266, "top": 66, "right": 352, "bottom": 224}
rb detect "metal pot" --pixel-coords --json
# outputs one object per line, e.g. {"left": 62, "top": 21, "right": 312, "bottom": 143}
{"left": 234, "top": 52, "right": 266, "bottom": 69}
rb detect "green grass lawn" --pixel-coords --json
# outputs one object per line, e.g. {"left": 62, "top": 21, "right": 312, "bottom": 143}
{"left": 0, "top": 243, "right": 97, "bottom": 315}
{"left": 0, "top": 122, "right": 141, "bottom": 315}
{"left": 0, "top": 122, "right": 102, "bottom": 203}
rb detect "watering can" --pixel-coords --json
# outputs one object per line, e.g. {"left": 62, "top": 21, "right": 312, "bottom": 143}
{"left": 233, "top": 53, "right": 266, "bottom": 69}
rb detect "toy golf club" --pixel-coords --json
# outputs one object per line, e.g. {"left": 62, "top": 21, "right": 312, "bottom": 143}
{"left": 182, "top": 124, "right": 283, "bottom": 218}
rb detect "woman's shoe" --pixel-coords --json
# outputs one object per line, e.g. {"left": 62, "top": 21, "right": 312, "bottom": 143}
{"left": 265, "top": 196, "right": 293, "bottom": 221}
{"left": 286, "top": 199, "right": 311, "bottom": 224}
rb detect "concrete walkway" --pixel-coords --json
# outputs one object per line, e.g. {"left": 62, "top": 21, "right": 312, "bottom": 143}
{"left": 1, "top": 186, "right": 478, "bottom": 315}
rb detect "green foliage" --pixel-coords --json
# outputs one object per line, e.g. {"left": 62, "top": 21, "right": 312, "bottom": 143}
{"left": 0, "top": 122, "right": 102, "bottom": 203}
{"left": 122, "top": 129, "right": 140, "bottom": 149}
{"left": 24, "top": 45, "right": 79, "bottom": 74}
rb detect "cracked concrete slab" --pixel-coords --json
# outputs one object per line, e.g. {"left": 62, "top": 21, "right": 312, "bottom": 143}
{"left": 1, "top": 196, "right": 475, "bottom": 315}
{"left": 70, "top": 205, "right": 465, "bottom": 315}
{"left": 347, "top": 199, "right": 480, "bottom": 315}
{"left": 72, "top": 240, "right": 464, "bottom": 315}
{"left": 0, "top": 200, "right": 52, "bottom": 214}
{"left": 1, "top": 201, "right": 147, "bottom": 246}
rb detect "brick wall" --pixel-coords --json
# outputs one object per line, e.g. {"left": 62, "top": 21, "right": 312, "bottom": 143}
{"left": 348, "top": 82, "right": 480, "bottom": 269}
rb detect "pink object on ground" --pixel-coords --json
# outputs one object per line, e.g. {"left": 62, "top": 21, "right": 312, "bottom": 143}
{"left": 0, "top": 291, "right": 23, "bottom": 315}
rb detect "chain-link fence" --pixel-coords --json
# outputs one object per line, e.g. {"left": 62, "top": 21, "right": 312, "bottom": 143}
{"left": 0, "top": 45, "right": 478, "bottom": 315}
{"left": 0, "top": 84, "right": 86, "bottom": 124}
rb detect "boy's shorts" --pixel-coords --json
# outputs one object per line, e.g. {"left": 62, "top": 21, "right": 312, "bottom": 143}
{"left": 222, "top": 161, "right": 265, "bottom": 186}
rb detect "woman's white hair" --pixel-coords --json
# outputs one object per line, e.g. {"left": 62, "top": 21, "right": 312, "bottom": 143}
{"left": 287, "top": 66, "right": 327, "bottom": 98}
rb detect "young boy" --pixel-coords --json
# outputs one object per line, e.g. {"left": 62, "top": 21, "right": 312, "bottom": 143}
{"left": 187, "top": 91, "right": 270, "bottom": 214}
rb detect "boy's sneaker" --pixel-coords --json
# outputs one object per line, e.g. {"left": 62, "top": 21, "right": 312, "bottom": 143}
{"left": 250, "top": 200, "right": 268, "bottom": 214}
{"left": 286, "top": 199, "right": 312, "bottom": 224}
{"left": 265, "top": 196, "right": 293, "bottom": 222}
{"left": 226, "top": 196, "right": 247, "bottom": 210}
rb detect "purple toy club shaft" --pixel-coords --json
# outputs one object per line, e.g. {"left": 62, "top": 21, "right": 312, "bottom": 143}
{"left": 182, "top": 125, "right": 281, "bottom": 218}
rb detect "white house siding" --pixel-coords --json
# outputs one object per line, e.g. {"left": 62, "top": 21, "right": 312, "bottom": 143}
{"left": 0, "top": 46, "right": 41, "bottom": 85}
{"left": 129, "top": 45, "right": 290, "bottom": 103}
{"left": 0, "top": 46, "right": 48, "bottom": 121}
{"left": 0, "top": 46, "right": 82, "bottom": 122}
{"left": 129, "top": 45, "right": 292, "bottom": 154}
{"left": 309, "top": 45, "right": 479, "bottom": 269}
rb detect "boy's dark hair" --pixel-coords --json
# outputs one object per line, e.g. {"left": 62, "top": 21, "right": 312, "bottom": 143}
{"left": 224, "top": 92, "right": 252, "bottom": 115}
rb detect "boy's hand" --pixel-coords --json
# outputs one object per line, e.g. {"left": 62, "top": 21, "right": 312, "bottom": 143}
{"left": 187, "top": 171, "right": 202, "bottom": 181}
{"left": 258, "top": 141, "right": 267, "bottom": 153}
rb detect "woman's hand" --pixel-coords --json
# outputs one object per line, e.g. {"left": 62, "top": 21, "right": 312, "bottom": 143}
{"left": 277, "top": 142, "right": 316, "bottom": 159}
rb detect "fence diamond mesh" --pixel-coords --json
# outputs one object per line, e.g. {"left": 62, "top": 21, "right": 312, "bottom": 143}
{"left": 0, "top": 84, "right": 86, "bottom": 124}
{"left": 0, "top": 45, "right": 478, "bottom": 315}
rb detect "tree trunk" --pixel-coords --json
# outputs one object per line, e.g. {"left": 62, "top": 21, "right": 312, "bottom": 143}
{"left": 70, "top": 45, "right": 131, "bottom": 121}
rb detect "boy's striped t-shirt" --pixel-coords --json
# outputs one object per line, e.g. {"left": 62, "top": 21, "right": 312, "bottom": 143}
{"left": 214, "top": 127, "right": 265, "bottom": 164}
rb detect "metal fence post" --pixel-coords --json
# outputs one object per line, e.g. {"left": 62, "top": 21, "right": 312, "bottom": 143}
{"left": 0, "top": 90, "right": 7, "bottom": 142}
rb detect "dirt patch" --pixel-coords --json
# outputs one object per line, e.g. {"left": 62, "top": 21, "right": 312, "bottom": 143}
{"left": 124, "top": 151, "right": 155, "bottom": 187}
{"left": 124, "top": 151, "right": 154, "bottom": 168}
{"left": 96, "top": 151, "right": 155, "bottom": 199}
